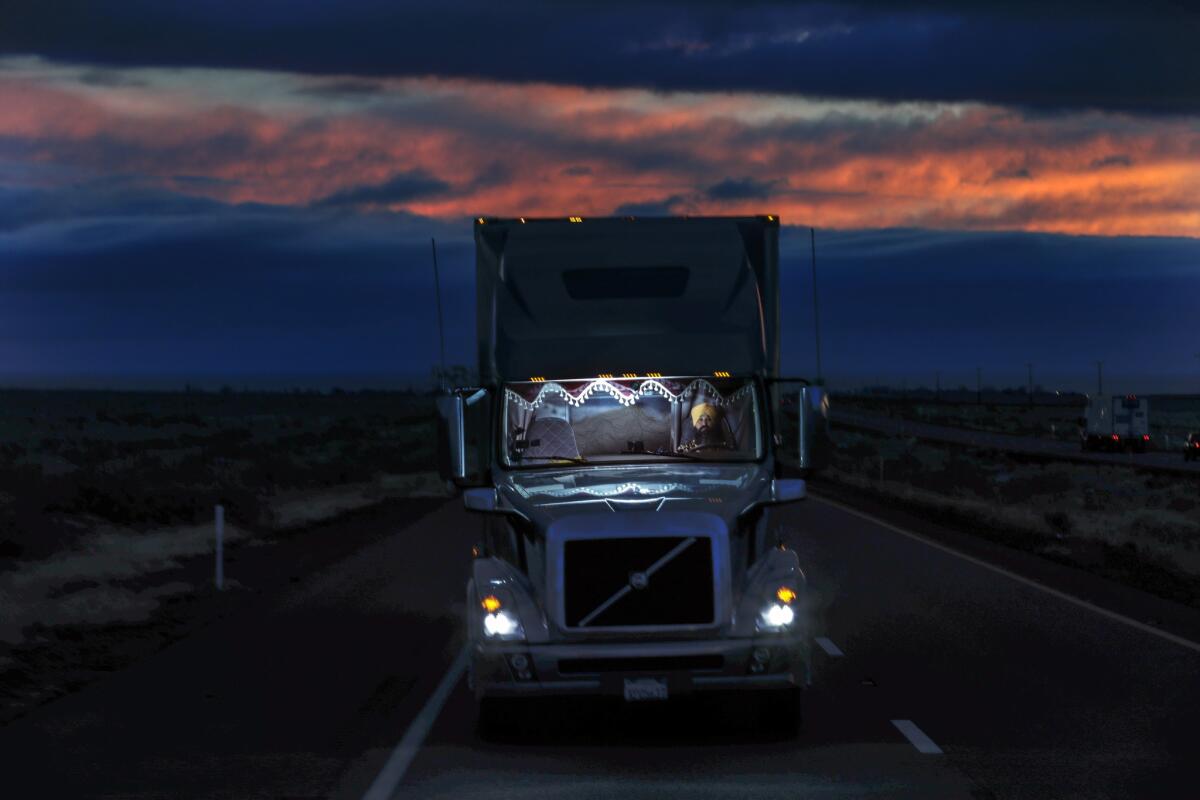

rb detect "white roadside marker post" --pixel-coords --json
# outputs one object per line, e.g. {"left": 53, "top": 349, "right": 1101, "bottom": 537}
{"left": 215, "top": 504, "right": 225, "bottom": 591}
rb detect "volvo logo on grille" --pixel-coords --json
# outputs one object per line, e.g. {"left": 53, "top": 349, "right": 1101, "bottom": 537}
{"left": 629, "top": 571, "right": 649, "bottom": 590}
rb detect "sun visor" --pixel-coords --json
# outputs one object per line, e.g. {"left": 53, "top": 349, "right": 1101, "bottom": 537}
{"left": 476, "top": 218, "right": 777, "bottom": 381}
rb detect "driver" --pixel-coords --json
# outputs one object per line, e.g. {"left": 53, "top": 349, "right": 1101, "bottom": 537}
{"left": 681, "top": 402, "right": 734, "bottom": 451}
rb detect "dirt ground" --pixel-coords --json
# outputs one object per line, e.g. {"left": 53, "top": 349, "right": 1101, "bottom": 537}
{"left": 0, "top": 496, "right": 448, "bottom": 725}
{"left": 821, "top": 426, "right": 1200, "bottom": 607}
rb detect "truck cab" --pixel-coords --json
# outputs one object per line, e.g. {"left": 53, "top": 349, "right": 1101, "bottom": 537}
{"left": 437, "top": 216, "right": 828, "bottom": 731}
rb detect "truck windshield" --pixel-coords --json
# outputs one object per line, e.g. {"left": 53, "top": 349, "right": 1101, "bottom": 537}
{"left": 501, "top": 376, "right": 761, "bottom": 466}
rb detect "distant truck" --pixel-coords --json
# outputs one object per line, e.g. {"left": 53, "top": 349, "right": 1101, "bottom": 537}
{"left": 1185, "top": 432, "right": 1200, "bottom": 462}
{"left": 1080, "top": 394, "right": 1151, "bottom": 452}
{"left": 437, "top": 216, "right": 829, "bottom": 734}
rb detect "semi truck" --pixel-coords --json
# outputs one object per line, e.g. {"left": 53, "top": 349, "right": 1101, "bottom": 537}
{"left": 436, "top": 216, "right": 829, "bottom": 733}
{"left": 1080, "top": 394, "right": 1151, "bottom": 452}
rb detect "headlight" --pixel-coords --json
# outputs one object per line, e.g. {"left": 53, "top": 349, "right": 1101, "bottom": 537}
{"left": 757, "top": 584, "right": 798, "bottom": 631}
{"left": 478, "top": 591, "right": 525, "bottom": 640}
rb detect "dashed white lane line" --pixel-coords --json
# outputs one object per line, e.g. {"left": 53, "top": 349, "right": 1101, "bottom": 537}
{"left": 813, "top": 495, "right": 1200, "bottom": 656}
{"left": 361, "top": 644, "right": 470, "bottom": 800}
{"left": 891, "top": 719, "right": 943, "bottom": 754}
{"left": 815, "top": 636, "right": 844, "bottom": 657}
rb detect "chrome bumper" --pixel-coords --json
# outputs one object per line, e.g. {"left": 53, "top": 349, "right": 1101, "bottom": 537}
{"left": 471, "top": 636, "right": 808, "bottom": 699}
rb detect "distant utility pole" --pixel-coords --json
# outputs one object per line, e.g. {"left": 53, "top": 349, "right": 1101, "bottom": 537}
{"left": 810, "top": 227, "right": 823, "bottom": 385}
{"left": 1096, "top": 360, "right": 1104, "bottom": 396}
{"left": 976, "top": 366, "right": 982, "bottom": 406}
{"left": 1027, "top": 362, "right": 1034, "bottom": 406}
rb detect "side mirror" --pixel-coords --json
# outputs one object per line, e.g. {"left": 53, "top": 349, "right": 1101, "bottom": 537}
{"left": 463, "top": 487, "right": 499, "bottom": 512}
{"left": 771, "top": 478, "right": 806, "bottom": 503}
{"left": 435, "top": 394, "right": 467, "bottom": 482}
{"left": 436, "top": 388, "right": 491, "bottom": 486}
{"left": 797, "top": 385, "right": 831, "bottom": 472}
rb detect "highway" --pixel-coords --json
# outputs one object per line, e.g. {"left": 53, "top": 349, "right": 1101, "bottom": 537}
{"left": 2, "top": 498, "right": 1198, "bottom": 799}
{"left": 832, "top": 408, "right": 1200, "bottom": 475}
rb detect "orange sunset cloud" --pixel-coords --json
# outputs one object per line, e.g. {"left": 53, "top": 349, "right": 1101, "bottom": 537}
{"left": 2, "top": 58, "right": 1196, "bottom": 237}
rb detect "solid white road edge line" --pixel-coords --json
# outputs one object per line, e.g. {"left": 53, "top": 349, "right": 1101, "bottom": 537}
{"left": 815, "top": 636, "right": 845, "bottom": 657}
{"left": 891, "top": 719, "right": 943, "bottom": 754}
{"left": 813, "top": 495, "right": 1200, "bottom": 656}
{"left": 361, "top": 643, "right": 470, "bottom": 800}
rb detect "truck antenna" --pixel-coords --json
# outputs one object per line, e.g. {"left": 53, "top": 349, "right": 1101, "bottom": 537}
{"left": 810, "top": 227, "right": 823, "bottom": 385}
{"left": 431, "top": 237, "right": 448, "bottom": 390}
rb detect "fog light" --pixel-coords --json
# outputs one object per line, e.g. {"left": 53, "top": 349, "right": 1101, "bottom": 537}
{"left": 509, "top": 653, "right": 529, "bottom": 671}
{"left": 759, "top": 603, "right": 795, "bottom": 630}
{"left": 752, "top": 647, "right": 771, "bottom": 663}
{"left": 483, "top": 609, "right": 524, "bottom": 639}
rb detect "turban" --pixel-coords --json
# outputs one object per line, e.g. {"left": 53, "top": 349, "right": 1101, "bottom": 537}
{"left": 690, "top": 403, "right": 720, "bottom": 426}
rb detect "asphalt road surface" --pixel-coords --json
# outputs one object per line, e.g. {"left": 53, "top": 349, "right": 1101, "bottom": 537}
{"left": 832, "top": 408, "right": 1200, "bottom": 475}
{"left": 3, "top": 498, "right": 1198, "bottom": 799}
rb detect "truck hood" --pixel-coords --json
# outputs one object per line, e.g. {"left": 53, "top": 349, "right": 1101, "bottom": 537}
{"left": 500, "top": 463, "right": 771, "bottom": 528}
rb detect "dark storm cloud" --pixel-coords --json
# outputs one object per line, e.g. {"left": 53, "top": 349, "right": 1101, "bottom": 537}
{"left": 613, "top": 195, "right": 688, "bottom": 215}
{"left": 0, "top": 182, "right": 230, "bottom": 232}
{"left": 3, "top": 190, "right": 1198, "bottom": 389}
{"left": 989, "top": 166, "right": 1033, "bottom": 181}
{"left": 2, "top": 1, "right": 1197, "bottom": 114}
{"left": 1090, "top": 154, "right": 1133, "bottom": 169}
{"left": 0, "top": 192, "right": 476, "bottom": 378}
{"left": 296, "top": 78, "right": 389, "bottom": 97}
{"left": 706, "top": 176, "right": 782, "bottom": 200}
{"left": 313, "top": 170, "right": 451, "bottom": 207}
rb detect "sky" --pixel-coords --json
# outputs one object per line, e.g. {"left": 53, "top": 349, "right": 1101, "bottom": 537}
{"left": 1, "top": 1, "right": 1198, "bottom": 393}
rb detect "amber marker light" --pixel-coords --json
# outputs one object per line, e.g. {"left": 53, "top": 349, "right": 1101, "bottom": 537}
{"left": 481, "top": 595, "right": 503, "bottom": 613}
{"left": 776, "top": 586, "right": 797, "bottom": 604}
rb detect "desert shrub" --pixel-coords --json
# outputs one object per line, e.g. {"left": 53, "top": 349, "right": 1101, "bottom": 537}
{"left": 1126, "top": 512, "right": 1198, "bottom": 547}
{"left": 1168, "top": 496, "right": 1197, "bottom": 513}
{"left": 998, "top": 471, "right": 1072, "bottom": 504}
{"left": 941, "top": 454, "right": 993, "bottom": 497}
{"left": 0, "top": 442, "right": 29, "bottom": 463}
{"left": 1044, "top": 510, "right": 1073, "bottom": 534}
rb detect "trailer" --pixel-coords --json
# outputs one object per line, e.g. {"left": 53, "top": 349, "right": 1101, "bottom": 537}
{"left": 1080, "top": 394, "right": 1151, "bottom": 452}
{"left": 437, "top": 216, "right": 829, "bottom": 734}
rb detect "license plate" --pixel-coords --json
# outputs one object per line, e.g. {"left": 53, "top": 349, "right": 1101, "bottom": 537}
{"left": 623, "top": 677, "right": 669, "bottom": 702}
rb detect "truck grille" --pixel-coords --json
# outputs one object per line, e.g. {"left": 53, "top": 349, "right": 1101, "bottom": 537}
{"left": 563, "top": 536, "right": 715, "bottom": 628}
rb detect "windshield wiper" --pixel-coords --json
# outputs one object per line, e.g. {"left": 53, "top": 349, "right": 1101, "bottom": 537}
{"left": 515, "top": 453, "right": 589, "bottom": 464}
{"left": 649, "top": 449, "right": 707, "bottom": 461}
